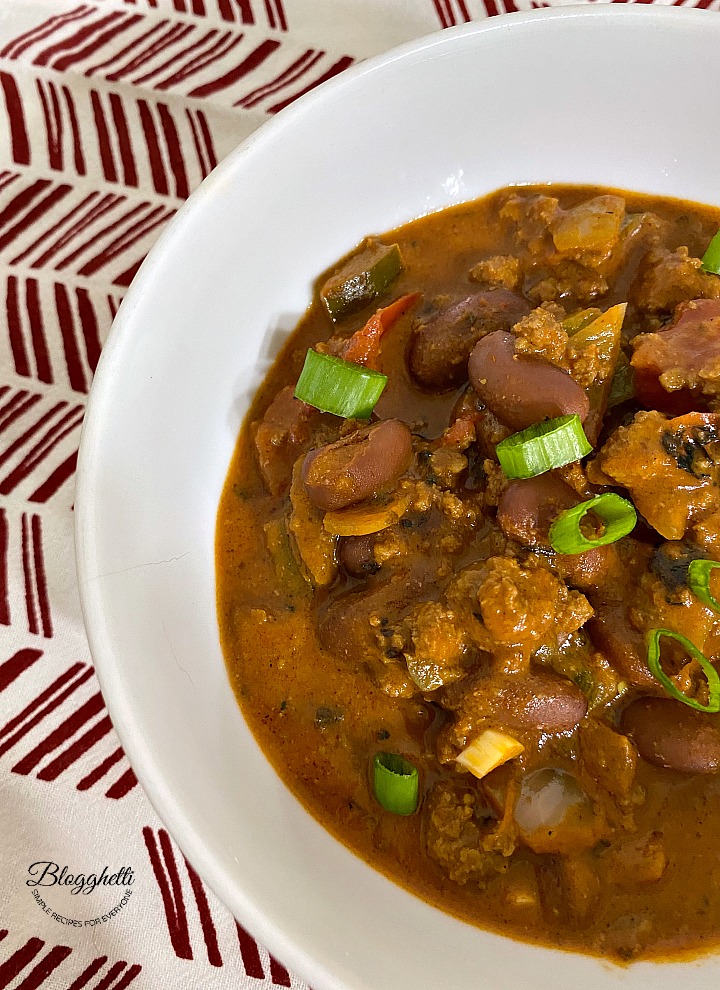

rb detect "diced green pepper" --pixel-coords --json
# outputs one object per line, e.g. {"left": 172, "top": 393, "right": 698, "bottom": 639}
{"left": 321, "top": 240, "right": 403, "bottom": 322}
{"left": 608, "top": 352, "right": 635, "bottom": 408}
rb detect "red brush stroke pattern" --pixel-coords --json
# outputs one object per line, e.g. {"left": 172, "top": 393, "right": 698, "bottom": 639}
{"left": 143, "top": 827, "right": 299, "bottom": 980}
{"left": 0, "top": 932, "right": 142, "bottom": 990}
{"left": 0, "top": 654, "right": 137, "bottom": 798}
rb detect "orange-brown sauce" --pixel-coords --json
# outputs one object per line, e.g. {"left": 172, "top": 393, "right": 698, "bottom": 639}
{"left": 216, "top": 186, "right": 720, "bottom": 961}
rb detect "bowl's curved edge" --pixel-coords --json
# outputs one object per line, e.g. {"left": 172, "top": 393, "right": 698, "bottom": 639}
{"left": 74, "top": 6, "right": 720, "bottom": 987}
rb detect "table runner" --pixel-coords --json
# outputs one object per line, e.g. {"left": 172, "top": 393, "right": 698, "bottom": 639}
{"left": 0, "top": 0, "right": 718, "bottom": 986}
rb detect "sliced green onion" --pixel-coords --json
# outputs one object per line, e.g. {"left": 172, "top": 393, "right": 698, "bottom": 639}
{"left": 701, "top": 231, "right": 720, "bottom": 275}
{"left": 372, "top": 751, "right": 418, "bottom": 815}
{"left": 495, "top": 414, "right": 592, "bottom": 480}
{"left": 294, "top": 349, "right": 387, "bottom": 419}
{"left": 688, "top": 558, "right": 720, "bottom": 614}
{"left": 646, "top": 628, "right": 720, "bottom": 713}
{"left": 549, "top": 492, "right": 637, "bottom": 555}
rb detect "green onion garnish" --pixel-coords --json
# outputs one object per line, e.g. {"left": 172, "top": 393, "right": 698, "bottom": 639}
{"left": 495, "top": 414, "right": 592, "bottom": 480}
{"left": 701, "top": 231, "right": 720, "bottom": 275}
{"left": 372, "top": 752, "right": 418, "bottom": 816}
{"left": 688, "top": 559, "right": 720, "bottom": 614}
{"left": 646, "top": 628, "right": 720, "bottom": 713}
{"left": 294, "top": 349, "right": 387, "bottom": 419}
{"left": 548, "top": 492, "right": 637, "bottom": 555}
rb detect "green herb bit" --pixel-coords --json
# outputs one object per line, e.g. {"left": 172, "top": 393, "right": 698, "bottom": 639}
{"left": 646, "top": 628, "right": 720, "bottom": 713}
{"left": 701, "top": 230, "right": 720, "bottom": 275}
{"left": 688, "top": 559, "right": 720, "bottom": 614}
{"left": 294, "top": 350, "right": 387, "bottom": 419}
{"left": 549, "top": 492, "right": 637, "bottom": 555}
{"left": 496, "top": 414, "right": 592, "bottom": 480}
{"left": 321, "top": 241, "right": 403, "bottom": 322}
{"left": 372, "top": 752, "right": 419, "bottom": 816}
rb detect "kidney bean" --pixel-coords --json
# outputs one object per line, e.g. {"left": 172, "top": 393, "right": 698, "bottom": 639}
{"left": 303, "top": 419, "right": 413, "bottom": 511}
{"left": 495, "top": 673, "right": 588, "bottom": 732}
{"left": 337, "top": 535, "right": 379, "bottom": 577}
{"left": 408, "top": 290, "right": 530, "bottom": 391}
{"left": 621, "top": 697, "right": 720, "bottom": 773}
{"left": 497, "top": 474, "right": 579, "bottom": 546}
{"left": 468, "top": 331, "right": 589, "bottom": 432}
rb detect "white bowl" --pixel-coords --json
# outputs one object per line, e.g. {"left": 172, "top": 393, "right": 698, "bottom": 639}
{"left": 76, "top": 7, "right": 720, "bottom": 989}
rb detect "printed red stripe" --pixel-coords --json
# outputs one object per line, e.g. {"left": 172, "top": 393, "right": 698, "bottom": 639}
{"left": 189, "top": 37, "right": 280, "bottom": 98}
{"left": 0, "top": 938, "right": 45, "bottom": 986}
{"left": 77, "top": 287, "right": 102, "bottom": 372}
{"left": 0, "top": 402, "right": 80, "bottom": 472}
{"left": 132, "top": 28, "right": 220, "bottom": 87}
{"left": 49, "top": 80, "right": 65, "bottom": 170}
{"left": 114, "top": 260, "right": 143, "bottom": 287}
{"left": 91, "top": 962, "right": 127, "bottom": 990}
{"left": 36, "top": 79, "right": 62, "bottom": 171}
{"left": 0, "top": 178, "right": 51, "bottom": 233}
{"left": 142, "top": 827, "right": 193, "bottom": 959}
{"left": 233, "top": 0, "right": 256, "bottom": 21}
{"left": 53, "top": 13, "right": 144, "bottom": 72}
{"left": 0, "top": 390, "right": 44, "bottom": 442}
{"left": 268, "top": 55, "right": 354, "bottom": 114}
{"left": 55, "top": 201, "right": 149, "bottom": 271}
{"left": 64, "top": 957, "right": 107, "bottom": 990}
{"left": 10, "top": 191, "right": 101, "bottom": 266}
{"left": 77, "top": 746, "right": 123, "bottom": 790}
{"left": 157, "top": 105, "right": 189, "bottom": 198}
{"left": 481, "top": 0, "right": 501, "bottom": 14}
{"left": 236, "top": 48, "right": 319, "bottom": 108}
{"left": 138, "top": 101, "right": 169, "bottom": 195}
{"left": 109, "top": 93, "right": 139, "bottom": 187}
{"left": 0, "top": 649, "right": 42, "bottom": 692}
{"left": 10, "top": 944, "right": 72, "bottom": 990}
{"left": 21, "top": 512, "right": 38, "bottom": 635}
{"left": 196, "top": 110, "right": 217, "bottom": 170}
{"left": 61, "top": 85, "right": 86, "bottom": 174}
{"left": 185, "top": 110, "right": 209, "bottom": 178}
{"left": 269, "top": 955, "right": 291, "bottom": 987}
{"left": 155, "top": 31, "right": 243, "bottom": 90}
{"left": 105, "top": 767, "right": 137, "bottom": 799}
{"left": 37, "top": 714, "right": 112, "bottom": 781}
{"left": 432, "top": 0, "right": 452, "bottom": 28}
{"left": 31, "top": 193, "right": 121, "bottom": 269}
{"left": 236, "top": 923, "right": 264, "bottom": 979}
{"left": 0, "top": 412, "right": 84, "bottom": 495}
{"left": 12, "top": 691, "right": 105, "bottom": 774}
{"left": 274, "top": 0, "right": 288, "bottom": 30}
{"left": 6, "top": 275, "right": 31, "bottom": 378}
{"left": 91, "top": 90, "right": 118, "bottom": 183}
{"left": 32, "top": 514, "right": 52, "bottom": 638}
{"left": 26, "top": 278, "right": 53, "bottom": 384}
{"left": 85, "top": 20, "right": 168, "bottom": 77}
{"left": 0, "top": 517, "right": 12, "bottom": 626}
{"left": 106, "top": 23, "right": 193, "bottom": 82}
{"left": 1, "top": 72, "right": 31, "bottom": 165}
{"left": 78, "top": 206, "right": 174, "bottom": 277}
{"left": 1, "top": 669, "right": 92, "bottom": 759}
{"left": 29, "top": 450, "right": 78, "bottom": 502}
{"left": 55, "top": 281, "right": 88, "bottom": 390}
{"left": 35, "top": 11, "right": 127, "bottom": 67}
{"left": 184, "top": 859, "right": 222, "bottom": 966}
{"left": 0, "top": 5, "right": 92, "bottom": 60}
{"left": 456, "top": 0, "right": 471, "bottom": 19}
{"left": 0, "top": 183, "right": 72, "bottom": 254}
{"left": 107, "top": 964, "right": 142, "bottom": 990}
{"left": 0, "top": 662, "right": 89, "bottom": 744}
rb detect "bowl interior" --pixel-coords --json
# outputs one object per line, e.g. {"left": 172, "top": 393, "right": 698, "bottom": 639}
{"left": 76, "top": 7, "right": 720, "bottom": 989}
